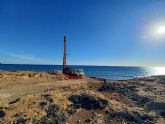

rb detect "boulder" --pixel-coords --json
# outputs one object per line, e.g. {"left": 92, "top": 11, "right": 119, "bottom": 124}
{"left": 68, "top": 93, "right": 108, "bottom": 110}
{"left": 0, "top": 109, "right": 5, "bottom": 118}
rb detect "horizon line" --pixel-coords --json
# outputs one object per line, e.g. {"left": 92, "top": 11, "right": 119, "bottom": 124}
{"left": 0, "top": 63, "right": 164, "bottom": 68}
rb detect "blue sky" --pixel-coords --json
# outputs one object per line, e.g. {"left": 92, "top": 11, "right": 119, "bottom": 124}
{"left": 0, "top": 0, "right": 165, "bottom": 66}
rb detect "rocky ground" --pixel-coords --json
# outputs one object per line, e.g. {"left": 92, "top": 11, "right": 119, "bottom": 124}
{"left": 0, "top": 71, "right": 165, "bottom": 124}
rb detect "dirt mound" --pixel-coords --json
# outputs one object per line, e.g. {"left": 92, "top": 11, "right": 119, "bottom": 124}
{"left": 0, "top": 71, "right": 50, "bottom": 81}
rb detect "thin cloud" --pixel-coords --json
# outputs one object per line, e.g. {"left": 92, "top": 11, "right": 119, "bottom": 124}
{"left": 141, "top": 35, "right": 149, "bottom": 39}
{"left": 2, "top": 52, "right": 53, "bottom": 64}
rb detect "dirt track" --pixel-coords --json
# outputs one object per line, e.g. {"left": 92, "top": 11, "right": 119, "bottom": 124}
{"left": 0, "top": 71, "right": 97, "bottom": 101}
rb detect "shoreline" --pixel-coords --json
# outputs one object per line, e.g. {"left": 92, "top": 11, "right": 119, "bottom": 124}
{"left": 90, "top": 74, "right": 165, "bottom": 81}
{"left": 1, "top": 69, "right": 165, "bottom": 81}
{"left": 1, "top": 66, "right": 165, "bottom": 81}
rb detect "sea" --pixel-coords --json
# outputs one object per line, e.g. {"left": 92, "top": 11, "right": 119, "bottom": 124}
{"left": 0, "top": 64, "right": 165, "bottom": 80}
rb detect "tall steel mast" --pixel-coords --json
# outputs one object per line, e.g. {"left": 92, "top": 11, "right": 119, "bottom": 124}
{"left": 63, "top": 36, "right": 67, "bottom": 73}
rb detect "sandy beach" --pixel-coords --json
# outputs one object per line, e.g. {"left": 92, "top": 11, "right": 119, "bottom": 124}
{"left": 0, "top": 71, "right": 165, "bottom": 124}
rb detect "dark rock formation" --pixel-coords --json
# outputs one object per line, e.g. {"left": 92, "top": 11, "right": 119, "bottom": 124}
{"left": 109, "top": 111, "right": 154, "bottom": 124}
{"left": 160, "top": 111, "right": 165, "bottom": 117}
{"left": 68, "top": 93, "right": 108, "bottom": 110}
{"left": 147, "top": 102, "right": 165, "bottom": 111}
{"left": 98, "top": 82, "right": 153, "bottom": 106}
{"left": 46, "top": 104, "right": 59, "bottom": 117}
{"left": 0, "top": 109, "right": 5, "bottom": 118}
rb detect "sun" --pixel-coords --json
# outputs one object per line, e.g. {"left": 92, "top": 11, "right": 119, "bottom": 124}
{"left": 144, "top": 24, "right": 165, "bottom": 40}
{"left": 156, "top": 26, "right": 165, "bottom": 34}
{"left": 151, "top": 24, "right": 165, "bottom": 40}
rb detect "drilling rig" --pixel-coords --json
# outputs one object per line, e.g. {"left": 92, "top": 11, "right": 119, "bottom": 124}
{"left": 62, "top": 36, "right": 84, "bottom": 78}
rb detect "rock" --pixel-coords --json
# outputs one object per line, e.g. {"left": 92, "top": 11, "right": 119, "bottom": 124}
{"left": 147, "top": 102, "right": 165, "bottom": 111}
{"left": 57, "top": 113, "right": 68, "bottom": 123}
{"left": 0, "top": 109, "right": 5, "bottom": 118}
{"left": 160, "top": 111, "right": 165, "bottom": 117}
{"left": 8, "top": 97, "right": 20, "bottom": 104}
{"left": 68, "top": 93, "right": 108, "bottom": 110}
{"left": 39, "top": 93, "right": 54, "bottom": 110}
{"left": 39, "top": 99, "right": 47, "bottom": 109}
{"left": 33, "top": 117, "right": 55, "bottom": 124}
{"left": 77, "top": 120, "right": 81, "bottom": 123}
{"left": 109, "top": 111, "right": 154, "bottom": 123}
{"left": 67, "top": 105, "right": 77, "bottom": 115}
{"left": 42, "top": 93, "right": 53, "bottom": 102}
{"left": 13, "top": 116, "right": 27, "bottom": 124}
{"left": 93, "top": 113, "right": 105, "bottom": 124}
{"left": 85, "top": 118, "right": 92, "bottom": 123}
{"left": 46, "top": 104, "right": 59, "bottom": 117}
{"left": 35, "top": 112, "right": 68, "bottom": 124}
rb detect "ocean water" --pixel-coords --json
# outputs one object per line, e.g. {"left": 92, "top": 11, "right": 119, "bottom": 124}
{"left": 0, "top": 64, "right": 165, "bottom": 80}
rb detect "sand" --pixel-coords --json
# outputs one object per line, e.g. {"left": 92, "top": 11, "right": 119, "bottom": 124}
{"left": 0, "top": 71, "right": 165, "bottom": 124}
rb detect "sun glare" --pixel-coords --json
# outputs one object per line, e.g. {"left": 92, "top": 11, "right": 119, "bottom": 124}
{"left": 157, "top": 26, "right": 165, "bottom": 34}
{"left": 146, "top": 23, "right": 165, "bottom": 43}
{"left": 145, "top": 67, "right": 165, "bottom": 76}
{"left": 151, "top": 67, "right": 165, "bottom": 75}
